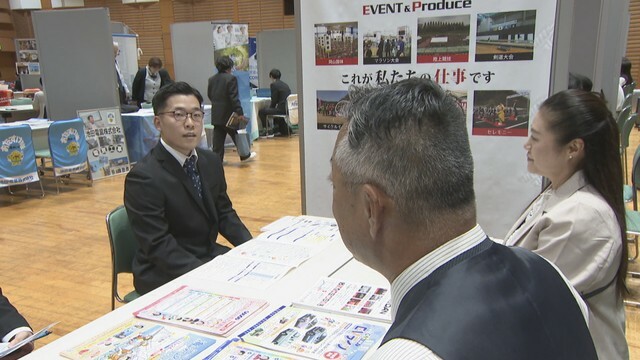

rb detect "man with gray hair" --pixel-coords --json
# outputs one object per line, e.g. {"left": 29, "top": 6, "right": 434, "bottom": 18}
{"left": 329, "top": 78, "right": 598, "bottom": 359}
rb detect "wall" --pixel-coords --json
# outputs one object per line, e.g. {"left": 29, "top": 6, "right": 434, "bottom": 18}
{"left": 10, "top": 0, "right": 294, "bottom": 79}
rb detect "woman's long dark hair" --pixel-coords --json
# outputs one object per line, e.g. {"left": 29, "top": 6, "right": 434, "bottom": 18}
{"left": 541, "top": 89, "right": 628, "bottom": 298}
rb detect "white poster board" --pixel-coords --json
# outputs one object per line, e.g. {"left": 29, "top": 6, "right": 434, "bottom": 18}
{"left": 78, "top": 107, "right": 131, "bottom": 180}
{"left": 299, "top": 0, "right": 557, "bottom": 237}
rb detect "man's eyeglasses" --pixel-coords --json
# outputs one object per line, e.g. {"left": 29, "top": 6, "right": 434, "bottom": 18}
{"left": 158, "top": 110, "right": 205, "bottom": 124}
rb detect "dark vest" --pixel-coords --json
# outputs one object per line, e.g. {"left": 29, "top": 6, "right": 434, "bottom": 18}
{"left": 381, "top": 239, "right": 597, "bottom": 360}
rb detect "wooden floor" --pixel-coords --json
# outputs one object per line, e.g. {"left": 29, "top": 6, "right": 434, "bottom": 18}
{"left": 4, "top": 132, "right": 640, "bottom": 358}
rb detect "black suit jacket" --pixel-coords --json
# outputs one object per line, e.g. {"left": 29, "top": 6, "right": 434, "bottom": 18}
{"left": 131, "top": 68, "right": 172, "bottom": 107}
{"left": 0, "top": 288, "right": 30, "bottom": 340}
{"left": 270, "top": 79, "right": 291, "bottom": 113}
{"left": 207, "top": 72, "right": 243, "bottom": 126}
{"left": 124, "top": 143, "right": 252, "bottom": 295}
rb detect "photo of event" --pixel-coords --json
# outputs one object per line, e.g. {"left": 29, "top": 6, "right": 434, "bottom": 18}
{"left": 362, "top": 25, "right": 411, "bottom": 65}
{"left": 314, "top": 22, "right": 358, "bottom": 65}
{"left": 475, "top": 10, "right": 536, "bottom": 62}
{"left": 472, "top": 90, "right": 530, "bottom": 136}
{"left": 316, "top": 90, "right": 348, "bottom": 130}
{"left": 417, "top": 15, "right": 470, "bottom": 63}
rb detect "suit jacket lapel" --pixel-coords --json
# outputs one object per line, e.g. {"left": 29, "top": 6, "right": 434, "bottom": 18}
{"left": 154, "top": 144, "right": 209, "bottom": 215}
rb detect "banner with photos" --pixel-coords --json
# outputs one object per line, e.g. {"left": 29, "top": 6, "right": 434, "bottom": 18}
{"left": 15, "top": 38, "right": 40, "bottom": 75}
{"left": 212, "top": 23, "right": 252, "bottom": 128}
{"left": 299, "top": 0, "right": 557, "bottom": 236}
{"left": 77, "top": 107, "right": 130, "bottom": 180}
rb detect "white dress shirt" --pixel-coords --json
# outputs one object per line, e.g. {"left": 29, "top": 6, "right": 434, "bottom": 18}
{"left": 160, "top": 138, "right": 197, "bottom": 167}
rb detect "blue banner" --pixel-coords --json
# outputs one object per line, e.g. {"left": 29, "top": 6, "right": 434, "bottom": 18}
{"left": 48, "top": 118, "right": 88, "bottom": 176}
{"left": 0, "top": 124, "right": 39, "bottom": 187}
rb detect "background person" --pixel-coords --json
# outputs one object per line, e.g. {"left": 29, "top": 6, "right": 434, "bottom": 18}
{"left": 330, "top": 78, "right": 597, "bottom": 359}
{"left": 124, "top": 81, "right": 252, "bottom": 295}
{"left": 207, "top": 56, "right": 255, "bottom": 162}
{"left": 618, "top": 57, "right": 634, "bottom": 111}
{"left": 32, "top": 78, "right": 46, "bottom": 119}
{"left": 258, "top": 69, "right": 292, "bottom": 137}
{"left": 568, "top": 72, "right": 593, "bottom": 92}
{"left": 132, "top": 57, "right": 173, "bottom": 108}
{"left": 502, "top": 89, "right": 628, "bottom": 359}
{"left": 113, "top": 42, "right": 130, "bottom": 105}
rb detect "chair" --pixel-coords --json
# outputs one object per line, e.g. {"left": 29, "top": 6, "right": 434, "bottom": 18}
{"left": 0, "top": 124, "right": 44, "bottom": 197}
{"left": 624, "top": 81, "right": 636, "bottom": 97}
{"left": 267, "top": 94, "right": 298, "bottom": 137}
{"left": 621, "top": 114, "right": 637, "bottom": 182}
{"left": 35, "top": 118, "right": 91, "bottom": 194}
{"left": 106, "top": 205, "right": 141, "bottom": 310}
{"left": 623, "top": 92, "right": 634, "bottom": 111}
{"left": 616, "top": 105, "right": 631, "bottom": 132}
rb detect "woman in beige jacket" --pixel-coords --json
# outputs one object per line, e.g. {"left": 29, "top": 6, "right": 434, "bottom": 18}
{"left": 503, "top": 90, "right": 629, "bottom": 360}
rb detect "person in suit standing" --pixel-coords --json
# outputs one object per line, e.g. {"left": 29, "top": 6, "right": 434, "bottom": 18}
{"left": 113, "top": 42, "right": 130, "bottom": 105}
{"left": 502, "top": 90, "right": 629, "bottom": 359}
{"left": 131, "top": 57, "right": 173, "bottom": 108}
{"left": 330, "top": 78, "right": 597, "bottom": 359}
{"left": 207, "top": 56, "right": 256, "bottom": 162}
{"left": 1, "top": 288, "right": 33, "bottom": 359}
{"left": 258, "top": 69, "right": 292, "bottom": 137}
{"left": 124, "top": 81, "right": 253, "bottom": 295}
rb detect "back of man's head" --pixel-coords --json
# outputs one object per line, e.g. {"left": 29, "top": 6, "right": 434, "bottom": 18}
{"left": 215, "top": 56, "right": 235, "bottom": 73}
{"left": 334, "top": 78, "right": 476, "bottom": 227}
{"left": 269, "top": 69, "right": 282, "bottom": 80}
{"left": 152, "top": 81, "right": 203, "bottom": 114}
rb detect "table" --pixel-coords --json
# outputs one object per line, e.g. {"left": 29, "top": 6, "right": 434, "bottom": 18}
{"left": 0, "top": 119, "right": 51, "bottom": 151}
{"left": 23, "top": 217, "right": 390, "bottom": 359}
{"left": 251, "top": 96, "right": 270, "bottom": 139}
{"left": 0, "top": 104, "right": 38, "bottom": 123}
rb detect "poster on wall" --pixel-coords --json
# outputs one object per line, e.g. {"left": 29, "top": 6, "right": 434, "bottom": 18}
{"left": 249, "top": 37, "right": 259, "bottom": 89}
{"left": 15, "top": 38, "right": 39, "bottom": 75}
{"left": 299, "top": 0, "right": 557, "bottom": 237}
{"left": 77, "top": 107, "right": 131, "bottom": 180}
{"left": 213, "top": 23, "right": 250, "bottom": 71}
{"left": 212, "top": 23, "right": 252, "bottom": 123}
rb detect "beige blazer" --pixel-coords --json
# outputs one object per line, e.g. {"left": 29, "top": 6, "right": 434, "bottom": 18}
{"left": 503, "top": 170, "right": 628, "bottom": 360}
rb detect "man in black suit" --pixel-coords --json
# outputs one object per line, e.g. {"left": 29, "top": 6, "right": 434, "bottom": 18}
{"left": 131, "top": 57, "right": 173, "bottom": 108}
{"left": 258, "top": 69, "right": 292, "bottom": 137}
{"left": 207, "top": 56, "right": 255, "bottom": 162}
{"left": 1, "top": 288, "right": 33, "bottom": 359}
{"left": 124, "top": 81, "right": 253, "bottom": 295}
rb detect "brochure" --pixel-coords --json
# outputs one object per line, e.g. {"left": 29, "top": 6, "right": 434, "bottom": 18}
{"left": 227, "top": 239, "right": 320, "bottom": 267}
{"left": 0, "top": 322, "right": 57, "bottom": 358}
{"left": 294, "top": 278, "right": 392, "bottom": 323}
{"left": 256, "top": 216, "right": 341, "bottom": 249}
{"left": 203, "top": 339, "right": 295, "bottom": 360}
{"left": 189, "top": 256, "right": 294, "bottom": 289}
{"left": 59, "top": 319, "right": 218, "bottom": 360}
{"left": 134, "top": 286, "right": 268, "bottom": 336}
{"left": 238, "top": 306, "right": 388, "bottom": 360}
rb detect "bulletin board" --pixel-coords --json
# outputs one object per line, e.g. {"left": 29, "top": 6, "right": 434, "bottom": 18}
{"left": 298, "top": 0, "right": 558, "bottom": 237}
